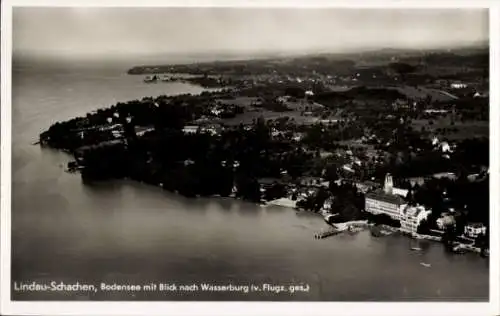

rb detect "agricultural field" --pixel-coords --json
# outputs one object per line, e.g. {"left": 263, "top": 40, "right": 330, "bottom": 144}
{"left": 386, "top": 85, "right": 459, "bottom": 102}
{"left": 220, "top": 110, "right": 318, "bottom": 126}
{"left": 411, "top": 114, "right": 489, "bottom": 140}
{"left": 216, "top": 96, "right": 261, "bottom": 108}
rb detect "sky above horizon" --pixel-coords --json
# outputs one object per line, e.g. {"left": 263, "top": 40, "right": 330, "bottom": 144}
{"left": 13, "top": 7, "right": 489, "bottom": 60}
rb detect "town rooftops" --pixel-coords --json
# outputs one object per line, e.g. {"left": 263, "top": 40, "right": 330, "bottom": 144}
{"left": 366, "top": 189, "right": 405, "bottom": 205}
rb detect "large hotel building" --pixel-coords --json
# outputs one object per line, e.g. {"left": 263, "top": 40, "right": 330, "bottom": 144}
{"left": 365, "top": 174, "right": 407, "bottom": 220}
{"left": 364, "top": 174, "right": 431, "bottom": 234}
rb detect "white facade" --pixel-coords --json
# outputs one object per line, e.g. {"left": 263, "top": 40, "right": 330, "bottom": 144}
{"left": 440, "top": 142, "right": 451, "bottom": 153}
{"left": 384, "top": 174, "right": 393, "bottom": 194}
{"left": 183, "top": 126, "right": 199, "bottom": 134}
{"left": 364, "top": 173, "right": 406, "bottom": 220}
{"left": 450, "top": 83, "right": 467, "bottom": 89}
{"left": 365, "top": 196, "right": 405, "bottom": 220}
{"left": 400, "top": 205, "right": 431, "bottom": 235}
{"left": 323, "top": 198, "right": 334, "bottom": 211}
{"left": 464, "top": 223, "right": 486, "bottom": 239}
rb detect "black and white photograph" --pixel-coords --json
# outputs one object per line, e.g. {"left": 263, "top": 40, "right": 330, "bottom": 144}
{"left": 1, "top": 1, "right": 498, "bottom": 315}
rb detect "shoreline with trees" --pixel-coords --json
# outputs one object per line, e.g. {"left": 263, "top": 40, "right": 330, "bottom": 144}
{"left": 39, "top": 49, "right": 489, "bottom": 253}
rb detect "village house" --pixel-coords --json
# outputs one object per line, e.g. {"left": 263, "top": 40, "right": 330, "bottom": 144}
{"left": 322, "top": 197, "right": 335, "bottom": 211}
{"left": 450, "top": 82, "right": 468, "bottom": 89}
{"left": 392, "top": 98, "right": 410, "bottom": 110}
{"left": 182, "top": 125, "right": 199, "bottom": 134}
{"left": 464, "top": 223, "right": 487, "bottom": 239}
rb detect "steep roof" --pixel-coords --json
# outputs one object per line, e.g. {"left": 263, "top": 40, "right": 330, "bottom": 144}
{"left": 392, "top": 187, "right": 409, "bottom": 197}
{"left": 466, "top": 222, "right": 485, "bottom": 229}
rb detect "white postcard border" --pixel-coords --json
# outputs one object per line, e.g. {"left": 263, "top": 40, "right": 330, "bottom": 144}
{"left": 1, "top": 0, "right": 498, "bottom": 315}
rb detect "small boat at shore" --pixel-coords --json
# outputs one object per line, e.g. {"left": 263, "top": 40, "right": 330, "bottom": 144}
{"left": 144, "top": 75, "right": 159, "bottom": 83}
{"left": 411, "top": 247, "right": 422, "bottom": 251}
{"left": 420, "top": 262, "right": 431, "bottom": 268}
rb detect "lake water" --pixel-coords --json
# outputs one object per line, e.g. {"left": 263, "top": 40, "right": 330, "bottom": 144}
{"left": 10, "top": 61, "right": 489, "bottom": 301}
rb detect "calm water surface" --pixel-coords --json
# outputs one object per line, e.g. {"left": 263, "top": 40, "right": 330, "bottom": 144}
{"left": 11, "top": 62, "right": 489, "bottom": 301}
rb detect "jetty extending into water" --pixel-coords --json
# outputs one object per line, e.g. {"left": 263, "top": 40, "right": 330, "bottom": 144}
{"left": 314, "top": 220, "right": 370, "bottom": 239}
{"left": 314, "top": 224, "right": 350, "bottom": 239}
{"left": 314, "top": 228, "right": 344, "bottom": 239}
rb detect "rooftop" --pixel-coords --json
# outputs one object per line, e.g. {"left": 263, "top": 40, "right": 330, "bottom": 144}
{"left": 402, "top": 205, "right": 428, "bottom": 218}
{"left": 392, "top": 187, "right": 409, "bottom": 197}
{"left": 366, "top": 190, "right": 405, "bottom": 205}
{"left": 466, "top": 222, "right": 485, "bottom": 228}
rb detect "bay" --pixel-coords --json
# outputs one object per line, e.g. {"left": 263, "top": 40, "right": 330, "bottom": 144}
{"left": 10, "top": 61, "right": 489, "bottom": 301}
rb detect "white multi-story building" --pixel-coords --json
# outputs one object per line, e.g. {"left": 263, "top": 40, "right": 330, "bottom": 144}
{"left": 364, "top": 174, "right": 407, "bottom": 220}
{"left": 400, "top": 205, "right": 431, "bottom": 235}
{"left": 464, "top": 223, "right": 487, "bottom": 239}
{"left": 365, "top": 193, "right": 406, "bottom": 220}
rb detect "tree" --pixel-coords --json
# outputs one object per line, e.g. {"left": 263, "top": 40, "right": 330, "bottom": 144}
{"left": 417, "top": 218, "right": 431, "bottom": 234}
{"left": 442, "top": 225, "right": 457, "bottom": 250}
{"left": 389, "top": 62, "right": 417, "bottom": 81}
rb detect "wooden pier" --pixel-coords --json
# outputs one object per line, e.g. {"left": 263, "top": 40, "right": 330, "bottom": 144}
{"left": 314, "top": 227, "right": 345, "bottom": 239}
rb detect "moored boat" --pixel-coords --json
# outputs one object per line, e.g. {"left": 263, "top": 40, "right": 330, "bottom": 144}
{"left": 144, "top": 75, "right": 159, "bottom": 83}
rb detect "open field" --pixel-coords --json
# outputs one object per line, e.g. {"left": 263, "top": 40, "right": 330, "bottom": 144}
{"left": 220, "top": 110, "right": 319, "bottom": 126}
{"left": 385, "top": 85, "right": 459, "bottom": 102}
{"left": 217, "top": 96, "right": 261, "bottom": 107}
{"left": 411, "top": 115, "right": 489, "bottom": 140}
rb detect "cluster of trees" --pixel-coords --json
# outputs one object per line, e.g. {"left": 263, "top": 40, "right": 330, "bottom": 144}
{"left": 295, "top": 179, "right": 365, "bottom": 223}
{"left": 46, "top": 104, "right": 324, "bottom": 202}
{"left": 42, "top": 63, "right": 489, "bottom": 226}
{"left": 364, "top": 213, "right": 401, "bottom": 228}
{"left": 313, "top": 87, "right": 408, "bottom": 108}
{"left": 41, "top": 91, "right": 234, "bottom": 145}
{"left": 302, "top": 121, "right": 365, "bottom": 150}
{"left": 411, "top": 175, "right": 489, "bottom": 226}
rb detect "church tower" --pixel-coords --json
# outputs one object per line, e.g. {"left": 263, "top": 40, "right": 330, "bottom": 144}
{"left": 384, "top": 173, "right": 394, "bottom": 195}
